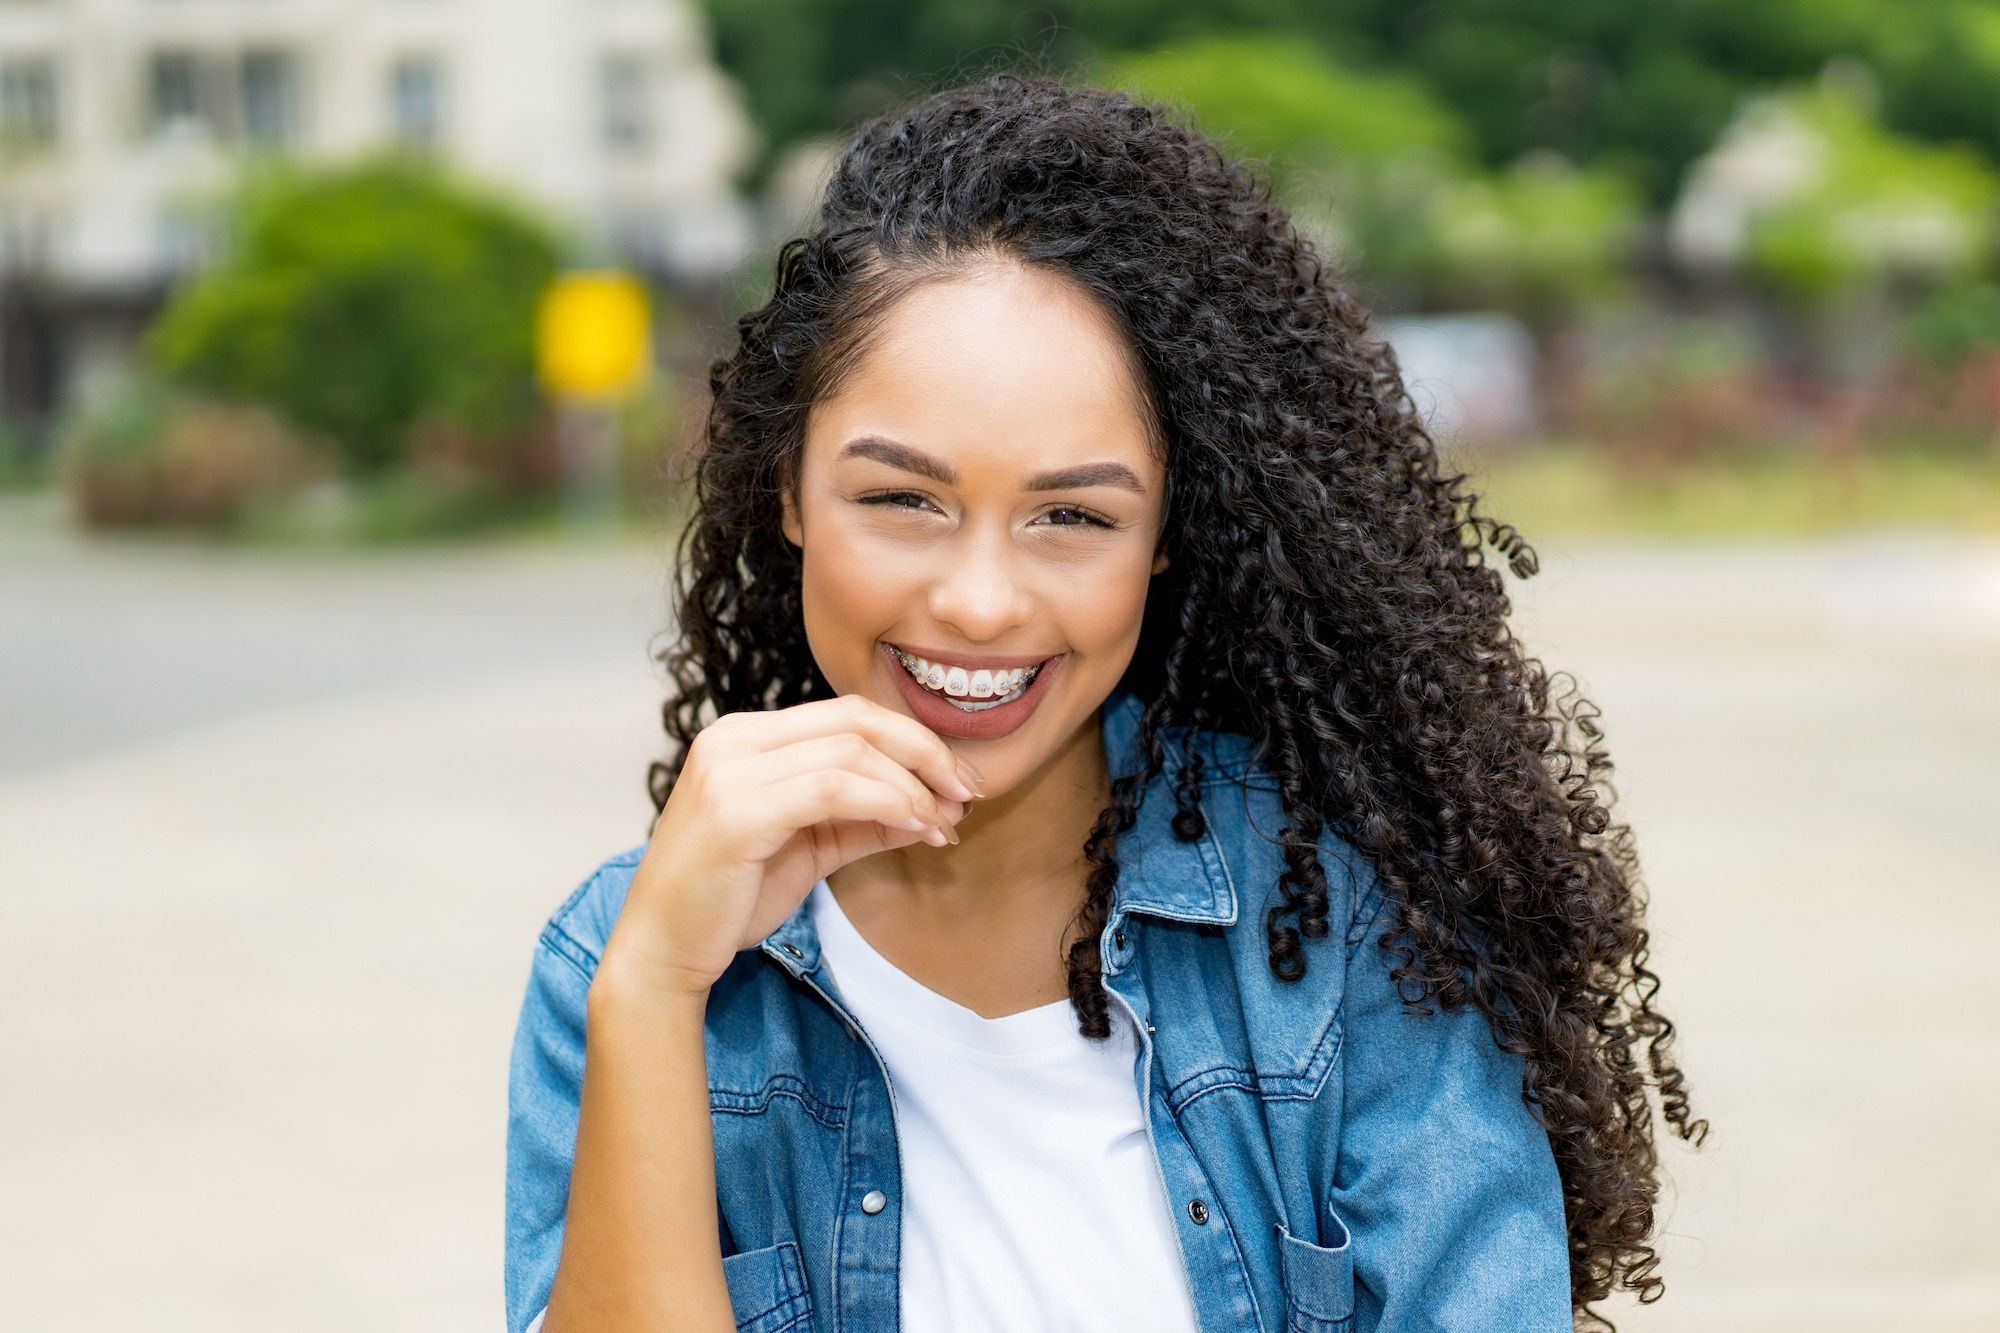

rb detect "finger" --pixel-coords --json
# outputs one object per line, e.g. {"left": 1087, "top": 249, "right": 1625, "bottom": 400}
{"left": 756, "top": 769, "right": 956, "bottom": 851}
{"left": 817, "top": 816, "right": 932, "bottom": 866}
{"left": 748, "top": 734, "right": 966, "bottom": 829}
{"left": 710, "top": 696, "right": 981, "bottom": 802}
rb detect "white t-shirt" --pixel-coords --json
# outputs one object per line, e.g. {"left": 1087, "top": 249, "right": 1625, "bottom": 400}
{"left": 809, "top": 879, "right": 1201, "bottom": 1333}
{"left": 524, "top": 884, "right": 1201, "bottom": 1333}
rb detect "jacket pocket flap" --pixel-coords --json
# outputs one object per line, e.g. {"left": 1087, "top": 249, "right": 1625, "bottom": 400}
{"left": 1277, "top": 1212, "right": 1354, "bottom": 1331}
{"left": 721, "top": 1240, "right": 811, "bottom": 1333}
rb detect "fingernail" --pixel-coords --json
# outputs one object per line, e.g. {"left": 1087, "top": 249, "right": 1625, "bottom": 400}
{"left": 941, "top": 821, "right": 960, "bottom": 846}
{"left": 955, "top": 756, "right": 987, "bottom": 798}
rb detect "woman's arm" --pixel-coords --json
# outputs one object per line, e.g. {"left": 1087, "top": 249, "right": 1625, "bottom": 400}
{"left": 521, "top": 696, "right": 977, "bottom": 1332}
{"left": 541, "top": 977, "right": 731, "bottom": 1331}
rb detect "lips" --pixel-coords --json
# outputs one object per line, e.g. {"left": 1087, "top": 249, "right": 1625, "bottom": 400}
{"left": 881, "top": 642, "right": 1063, "bottom": 742}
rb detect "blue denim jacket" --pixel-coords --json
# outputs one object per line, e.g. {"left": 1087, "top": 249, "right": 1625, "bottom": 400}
{"left": 506, "top": 690, "right": 1571, "bottom": 1332}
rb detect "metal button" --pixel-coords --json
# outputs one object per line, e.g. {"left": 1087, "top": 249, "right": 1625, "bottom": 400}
{"left": 1145, "top": 1023, "right": 1156, "bottom": 1035}
{"left": 1187, "top": 1198, "right": 1210, "bottom": 1225}
{"left": 861, "top": 1189, "right": 887, "bottom": 1215}
{"left": 1113, "top": 931, "right": 1127, "bottom": 948}
{"left": 782, "top": 944, "right": 803, "bottom": 959}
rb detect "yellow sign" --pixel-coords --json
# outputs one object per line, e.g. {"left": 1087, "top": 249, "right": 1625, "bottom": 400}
{"left": 537, "top": 272, "right": 651, "bottom": 399}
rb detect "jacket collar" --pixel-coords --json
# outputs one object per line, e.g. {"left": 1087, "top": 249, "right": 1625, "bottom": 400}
{"left": 1099, "top": 688, "right": 1238, "bottom": 927}
{"left": 760, "top": 688, "right": 1239, "bottom": 980}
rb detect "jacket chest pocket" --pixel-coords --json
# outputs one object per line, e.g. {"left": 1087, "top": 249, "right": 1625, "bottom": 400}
{"left": 721, "top": 1240, "right": 813, "bottom": 1333}
{"left": 1277, "top": 1211, "right": 1354, "bottom": 1333}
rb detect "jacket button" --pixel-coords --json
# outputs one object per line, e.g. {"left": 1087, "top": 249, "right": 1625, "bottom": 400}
{"left": 1113, "top": 931, "right": 1127, "bottom": 948}
{"left": 861, "top": 1189, "right": 887, "bottom": 1215}
{"left": 1187, "top": 1198, "right": 1209, "bottom": 1225}
{"left": 782, "top": 944, "right": 803, "bottom": 959}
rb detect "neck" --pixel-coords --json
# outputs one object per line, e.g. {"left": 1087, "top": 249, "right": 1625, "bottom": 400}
{"left": 826, "top": 707, "right": 1110, "bottom": 969}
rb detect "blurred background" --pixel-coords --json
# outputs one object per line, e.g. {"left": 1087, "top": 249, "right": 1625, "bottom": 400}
{"left": 1, "top": 1, "right": 1996, "bottom": 1329}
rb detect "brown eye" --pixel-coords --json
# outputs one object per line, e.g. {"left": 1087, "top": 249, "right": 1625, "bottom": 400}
{"left": 1037, "top": 506, "right": 1113, "bottom": 528}
{"left": 860, "top": 491, "right": 940, "bottom": 513}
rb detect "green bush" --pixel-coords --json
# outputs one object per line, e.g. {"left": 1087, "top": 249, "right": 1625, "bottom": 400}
{"left": 1906, "top": 281, "right": 2000, "bottom": 367}
{"left": 148, "top": 156, "right": 560, "bottom": 474}
{"left": 58, "top": 378, "right": 330, "bottom": 529}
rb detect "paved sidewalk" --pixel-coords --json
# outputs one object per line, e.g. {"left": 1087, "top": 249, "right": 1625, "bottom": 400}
{"left": 2, "top": 503, "right": 1995, "bottom": 1330}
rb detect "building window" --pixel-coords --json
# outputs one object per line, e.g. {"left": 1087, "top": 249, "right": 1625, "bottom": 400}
{"left": 0, "top": 58, "right": 58, "bottom": 151}
{"left": 240, "top": 50, "right": 298, "bottom": 147}
{"left": 149, "top": 51, "right": 216, "bottom": 138}
{"left": 389, "top": 56, "right": 442, "bottom": 146}
{"left": 599, "top": 54, "right": 650, "bottom": 153}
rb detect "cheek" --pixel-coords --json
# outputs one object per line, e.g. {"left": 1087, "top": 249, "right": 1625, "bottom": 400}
{"left": 1046, "top": 538, "right": 1157, "bottom": 660}
{"left": 796, "top": 519, "right": 920, "bottom": 685}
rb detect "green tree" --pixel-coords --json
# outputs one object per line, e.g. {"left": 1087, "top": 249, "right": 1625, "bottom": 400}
{"left": 1423, "top": 156, "right": 1642, "bottom": 325}
{"left": 1736, "top": 81, "right": 1999, "bottom": 300}
{"left": 700, "top": 0, "right": 2000, "bottom": 205}
{"left": 1099, "top": 34, "right": 1640, "bottom": 318}
{"left": 149, "top": 156, "right": 560, "bottom": 472}
{"left": 1098, "top": 32, "right": 1469, "bottom": 173}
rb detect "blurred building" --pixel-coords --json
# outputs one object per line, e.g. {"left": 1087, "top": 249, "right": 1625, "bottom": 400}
{"left": 1377, "top": 314, "right": 1541, "bottom": 449}
{"left": 0, "top": 0, "right": 754, "bottom": 429}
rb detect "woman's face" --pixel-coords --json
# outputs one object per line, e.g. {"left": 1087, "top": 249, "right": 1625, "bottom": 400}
{"left": 783, "top": 260, "right": 1168, "bottom": 796}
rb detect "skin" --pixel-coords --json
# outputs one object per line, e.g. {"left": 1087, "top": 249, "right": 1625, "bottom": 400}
{"left": 542, "top": 258, "right": 1168, "bottom": 1331}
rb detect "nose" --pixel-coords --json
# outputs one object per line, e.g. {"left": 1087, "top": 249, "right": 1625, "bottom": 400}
{"left": 926, "top": 523, "right": 1035, "bottom": 642}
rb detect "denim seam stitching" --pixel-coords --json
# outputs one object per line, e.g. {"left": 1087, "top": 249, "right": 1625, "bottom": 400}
{"left": 709, "top": 1077, "right": 847, "bottom": 1130}
{"left": 1165, "top": 1064, "right": 1257, "bottom": 1112}
{"left": 546, "top": 849, "right": 644, "bottom": 935}
{"left": 1257, "top": 1019, "right": 1344, "bottom": 1102}
{"left": 537, "top": 924, "right": 599, "bottom": 984}
{"left": 735, "top": 1241, "right": 811, "bottom": 1333}
{"left": 1208, "top": 1192, "right": 1268, "bottom": 1332}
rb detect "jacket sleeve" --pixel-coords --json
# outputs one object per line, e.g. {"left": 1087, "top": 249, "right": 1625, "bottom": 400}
{"left": 504, "top": 923, "right": 594, "bottom": 1333}
{"left": 1328, "top": 887, "right": 1573, "bottom": 1331}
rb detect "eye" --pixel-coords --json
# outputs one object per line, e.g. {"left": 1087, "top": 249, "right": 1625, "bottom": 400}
{"left": 858, "top": 490, "right": 942, "bottom": 514}
{"left": 1034, "top": 505, "right": 1116, "bottom": 529}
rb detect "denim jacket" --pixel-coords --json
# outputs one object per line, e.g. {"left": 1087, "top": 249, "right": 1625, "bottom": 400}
{"left": 506, "top": 689, "right": 1571, "bottom": 1333}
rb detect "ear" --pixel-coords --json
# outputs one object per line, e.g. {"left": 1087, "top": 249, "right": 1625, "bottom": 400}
{"left": 779, "top": 463, "right": 804, "bottom": 549}
{"left": 1150, "top": 533, "right": 1170, "bottom": 576}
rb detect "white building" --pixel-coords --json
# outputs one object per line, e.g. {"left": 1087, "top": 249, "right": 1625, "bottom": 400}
{"left": 0, "top": 0, "right": 756, "bottom": 423}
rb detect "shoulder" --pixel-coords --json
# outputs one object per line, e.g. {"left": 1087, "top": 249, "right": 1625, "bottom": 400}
{"left": 532, "top": 843, "right": 648, "bottom": 984}
{"left": 1151, "top": 722, "right": 1391, "bottom": 946}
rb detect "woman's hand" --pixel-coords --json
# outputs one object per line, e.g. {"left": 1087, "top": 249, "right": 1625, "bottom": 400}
{"left": 547, "top": 695, "right": 976, "bottom": 1333}
{"left": 601, "top": 694, "right": 982, "bottom": 999}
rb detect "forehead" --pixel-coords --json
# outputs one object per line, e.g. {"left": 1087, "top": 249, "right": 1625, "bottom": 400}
{"left": 803, "top": 262, "right": 1160, "bottom": 473}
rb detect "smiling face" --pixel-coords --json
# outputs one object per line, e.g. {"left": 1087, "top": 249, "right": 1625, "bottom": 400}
{"left": 781, "top": 259, "right": 1168, "bottom": 796}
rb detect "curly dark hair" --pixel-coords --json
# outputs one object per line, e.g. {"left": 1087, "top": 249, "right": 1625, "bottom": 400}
{"left": 649, "top": 73, "right": 1705, "bottom": 1328}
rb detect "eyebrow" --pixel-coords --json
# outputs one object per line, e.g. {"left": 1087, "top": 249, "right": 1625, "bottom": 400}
{"left": 836, "top": 436, "right": 1147, "bottom": 494}
{"left": 838, "top": 437, "right": 956, "bottom": 484}
{"left": 1024, "top": 462, "right": 1146, "bottom": 494}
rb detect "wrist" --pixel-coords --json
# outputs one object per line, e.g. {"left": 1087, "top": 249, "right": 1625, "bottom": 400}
{"left": 589, "top": 944, "right": 715, "bottom": 1021}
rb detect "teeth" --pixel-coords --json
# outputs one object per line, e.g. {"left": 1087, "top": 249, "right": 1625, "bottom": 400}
{"left": 894, "top": 650, "right": 1040, "bottom": 707}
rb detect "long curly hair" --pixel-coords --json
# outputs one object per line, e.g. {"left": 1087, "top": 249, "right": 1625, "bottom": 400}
{"left": 649, "top": 74, "right": 1704, "bottom": 1328}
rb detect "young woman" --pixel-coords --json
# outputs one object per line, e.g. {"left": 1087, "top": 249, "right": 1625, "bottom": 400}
{"left": 506, "top": 76, "right": 1702, "bottom": 1333}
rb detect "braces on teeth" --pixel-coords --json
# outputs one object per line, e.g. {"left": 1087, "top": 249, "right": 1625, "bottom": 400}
{"left": 893, "top": 649, "right": 1041, "bottom": 711}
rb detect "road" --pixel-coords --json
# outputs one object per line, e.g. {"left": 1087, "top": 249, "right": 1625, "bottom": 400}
{"left": 2, "top": 493, "right": 1996, "bottom": 1331}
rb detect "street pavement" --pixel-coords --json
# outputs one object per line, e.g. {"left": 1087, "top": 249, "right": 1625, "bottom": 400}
{"left": 2, "top": 492, "right": 1996, "bottom": 1331}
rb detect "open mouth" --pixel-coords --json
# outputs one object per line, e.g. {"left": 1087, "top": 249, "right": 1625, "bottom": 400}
{"left": 890, "top": 647, "right": 1044, "bottom": 712}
